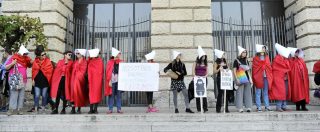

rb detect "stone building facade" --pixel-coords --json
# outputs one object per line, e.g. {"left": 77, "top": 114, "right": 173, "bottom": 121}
{"left": 2, "top": 0, "right": 320, "bottom": 106}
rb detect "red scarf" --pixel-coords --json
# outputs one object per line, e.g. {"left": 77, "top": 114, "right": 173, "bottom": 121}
{"left": 32, "top": 57, "right": 54, "bottom": 85}
{"left": 12, "top": 54, "right": 32, "bottom": 68}
{"left": 105, "top": 59, "right": 122, "bottom": 96}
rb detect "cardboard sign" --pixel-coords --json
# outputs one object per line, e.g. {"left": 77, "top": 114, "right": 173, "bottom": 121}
{"left": 220, "top": 70, "right": 233, "bottom": 90}
{"left": 118, "top": 63, "right": 159, "bottom": 91}
{"left": 194, "top": 76, "right": 207, "bottom": 98}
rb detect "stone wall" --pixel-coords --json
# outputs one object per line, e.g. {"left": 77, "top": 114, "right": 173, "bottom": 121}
{"left": 2, "top": 0, "right": 74, "bottom": 91}
{"left": 151, "top": 0, "right": 214, "bottom": 109}
{"left": 284, "top": 0, "right": 320, "bottom": 104}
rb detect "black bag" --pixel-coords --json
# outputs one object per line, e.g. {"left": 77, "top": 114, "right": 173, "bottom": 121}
{"left": 188, "top": 80, "right": 194, "bottom": 102}
{"left": 314, "top": 89, "right": 320, "bottom": 98}
{"left": 314, "top": 73, "right": 320, "bottom": 86}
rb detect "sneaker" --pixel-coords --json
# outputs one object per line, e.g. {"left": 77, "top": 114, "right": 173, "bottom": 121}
{"left": 281, "top": 108, "right": 291, "bottom": 111}
{"left": 51, "top": 110, "right": 58, "bottom": 114}
{"left": 276, "top": 108, "right": 284, "bottom": 112}
{"left": 60, "top": 110, "right": 66, "bottom": 114}
{"left": 117, "top": 110, "right": 123, "bottom": 114}
{"left": 246, "top": 108, "right": 251, "bottom": 113}
{"left": 150, "top": 107, "right": 159, "bottom": 112}
{"left": 238, "top": 109, "right": 244, "bottom": 113}
{"left": 27, "top": 107, "right": 35, "bottom": 112}
{"left": 6, "top": 109, "right": 14, "bottom": 116}
{"left": 106, "top": 110, "right": 113, "bottom": 114}
{"left": 265, "top": 107, "right": 273, "bottom": 112}
{"left": 17, "top": 110, "right": 23, "bottom": 115}
{"left": 257, "top": 108, "right": 262, "bottom": 112}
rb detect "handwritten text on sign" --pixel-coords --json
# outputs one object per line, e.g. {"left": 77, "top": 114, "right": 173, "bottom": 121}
{"left": 220, "top": 70, "right": 233, "bottom": 90}
{"left": 118, "top": 63, "right": 159, "bottom": 91}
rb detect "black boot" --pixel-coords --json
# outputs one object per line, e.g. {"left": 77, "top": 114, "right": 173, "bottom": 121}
{"left": 60, "top": 100, "right": 66, "bottom": 114}
{"left": 175, "top": 109, "right": 179, "bottom": 113}
{"left": 76, "top": 107, "right": 81, "bottom": 114}
{"left": 301, "top": 100, "right": 309, "bottom": 111}
{"left": 216, "top": 105, "right": 221, "bottom": 113}
{"left": 94, "top": 104, "right": 98, "bottom": 114}
{"left": 296, "top": 101, "right": 301, "bottom": 111}
{"left": 88, "top": 105, "right": 94, "bottom": 114}
{"left": 70, "top": 107, "right": 76, "bottom": 114}
{"left": 185, "top": 108, "right": 194, "bottom": 113}
{"left": 51, "top": 109, "right": 58, "bottom": 114}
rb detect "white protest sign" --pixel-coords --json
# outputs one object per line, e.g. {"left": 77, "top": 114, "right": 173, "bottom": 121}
{"left": 194, "top": 76, "right": 207, "bottom": 98}
{"left": 118, "top": 63, "right": 159, "bottom": 91}
{"left": 220, "top": 70, "right": 233, "bottom": 90}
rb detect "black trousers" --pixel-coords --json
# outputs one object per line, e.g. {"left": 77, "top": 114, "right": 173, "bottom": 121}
{"left": 216, "top": 78, "right": 230, "bottom": 111}
{"left": 196, "top": 97, "right": 208, "bottom": 111}
{"left": 55, "top": 77, "right": 66, "bottom": 111}
{"left": 146, "top": 92, "right": 153, "bottom": 105}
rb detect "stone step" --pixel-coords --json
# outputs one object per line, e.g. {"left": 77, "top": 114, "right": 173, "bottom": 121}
{"left": 1, "top": 121, "right": 320, "bottom": 132}
{"left": 1, "top": 112, "right": 320, "bottom": 122}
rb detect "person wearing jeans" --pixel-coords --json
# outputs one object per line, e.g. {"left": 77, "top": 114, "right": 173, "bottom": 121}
{"left": 32, "top": 45, "right": 53, "bottom": 113}
{"left": 252, "top": 44, "right": 273, "bottom": 112}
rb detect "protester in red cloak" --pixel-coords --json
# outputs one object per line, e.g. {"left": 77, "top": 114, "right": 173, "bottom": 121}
{"left": 50, "top": 51, "right": 73, "bottom": 114}
{"left": 87, "top": 49, "right": 103, "bottom": 114}
{"left": 70, "top": 49, "right": 89, "bottom": 114}
{"left": 105, "top": 48, "right": 123, "bottom": 114}
{"left": 252, "top": 44, "right": 273, "bottom": 112}
{"left": 269, "top": 44, "right": 292, "bottom": 112}
{"left": 288, "top": 48, "right": 309, "bottom": 111}
{"left": 32, "top": 45, "right": 54, "bottom": 112}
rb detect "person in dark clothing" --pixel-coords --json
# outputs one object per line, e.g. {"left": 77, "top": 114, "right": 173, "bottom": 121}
{"left": 145, "top": 51, "right": 159, "bottom": 113}
{"left": 213, "top": 49, "right": 232, "bottom": 113}
{"left": 164, "top": 51, "right": 194, "bottom": 114}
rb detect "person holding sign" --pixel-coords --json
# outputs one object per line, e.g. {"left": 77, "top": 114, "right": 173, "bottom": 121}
{"left": 105, "top": 48, "right": 123, "bottom": 114}
{"left": 192, "top": 46, "right": 208, "bottom": 112}
{"left": 287, "top": 47, "right": 309, "bottom": 111}
{"left": 213, "top": 49, "right": 231, "bottom": 113}
{"left": 252, "top": 44, "right": 273, "bottom": 112}
{"left": 70, "top": 49, "right": 89, "bottom": 114}
{"left": 269, "top": 44, "right": 292, "bottom": 112}
{"left": 233, "top": 46, "right": 253, "bottom": 113}
{"left": 144, "top": 51, "right": 159, "bottom": 113}
{"left": 50, "top": 51, "right": 73, "bottom": 114}
{"left": 164, "top": 51, "right": 194, "bottom": 114}
{"left": 87, "top": 49, "right": 103, "bottom": 114}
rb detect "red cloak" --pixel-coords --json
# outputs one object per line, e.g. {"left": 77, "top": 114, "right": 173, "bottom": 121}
{"left": 88, "top": 57, "right": 103, "bottom": 104}
{"left": 289, "top": 57, "right": 310, "bottom": 103}
{"left": 32, "top": 57, "right": 54, "bottom": 85}
{"left": 269, "top": 55, "right": 291, "bottom": 101}
{"left": 12, "top": 54, "right": 32, "bottom": 68}
{"left": 105, "top": 59, "right": 122, "bottom": 96}
{"left": 70, "top": 58, "right": 89, "bottom": 107}
{"left": 50, "top": 59, "right": 73, "bottom": 100}
{"left": 313, "top": 61, "right": 320, "bottom": 73}
{"left": 252, "top": 55, "right": 273, "bottom": 89}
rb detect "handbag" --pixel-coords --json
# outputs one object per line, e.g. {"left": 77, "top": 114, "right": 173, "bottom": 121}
{"left": 9, "top": 65, "right": 24, "bottom": 90}
{"left": 235, "top": 59, "right": 250, "bottom": 84}
{"left": 314, "top": 89, "right": 320, "bottom": 98}
{"left": 166, "top": 69, "right": 178, "bottom": 79}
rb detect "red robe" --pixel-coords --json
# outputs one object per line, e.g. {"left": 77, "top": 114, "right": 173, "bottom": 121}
{"left": 105, "top": 59, "right": 122, "bottom": 96}
{"left": 269, "top": 55, "right": 291, "bottom": 101}
{"left": 289, "top": 57, "right": 310, "bottom": 103}
{"left": 32, "top": 57, "right": 54, "bottom": 85}
{"left": 50, "top": 59, "right": 73, "bottom": 100}
{"left": 252, "top": 55, "right": 273, "bottom": 89}
{"left": 88, "top": 57, "right": 103, "bottom": 104}
{"left": 70, "top": 58, "right": 89, "bottom": 107}
{"left": 12, "top": 54, "right": 32, "bottom": 68}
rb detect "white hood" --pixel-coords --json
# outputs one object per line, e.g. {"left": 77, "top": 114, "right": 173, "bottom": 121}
{"left": 18, "top": 45, "right": 29, "bottom": 55}
{"left": 214, "top": 49, "right": 225, "bottom": 59}
{"left": 197, "top": 46, "right": 206, "bottom": 58}
{"left": 275, "top": 43, "right": 291, "bottom": 58}
{"left": 111, "top": 47, "right": 121, "bottom": 57}
{"left": 75, "top": 49, "right": 87, "bottom": 57}
{"left": 145, "top": 50, "right": 156, "bottom": 60}
{"left": 287, "top": 47, "right": 304, "bottom": 58}
{"left": 172, "top": 50, "right": 181, "bottom": 60}
{"left": 237, "top": 46, "right": 246, "bottom": 56}
{"left": 255, "top": 44, "right": 266, "bottom": 53}
{"left": 88, "top": 48, "right": 100, "bottom": 58}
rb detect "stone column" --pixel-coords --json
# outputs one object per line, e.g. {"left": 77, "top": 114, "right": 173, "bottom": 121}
{"left": 2, "top": 0, "right": 73, "bottom": 92}
{"left": 151, "top": 0, "right": 214, "bottom": 109}
{"left": 284, "top": 0, "right": 320, "bottom": 104}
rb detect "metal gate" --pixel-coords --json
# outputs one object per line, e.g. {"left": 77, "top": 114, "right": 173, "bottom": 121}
{"left": 212, "top": 13, "right": 296, "bottom": 104}
{"left": 65, "top": 15, "right": 151, "bottom": 106}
